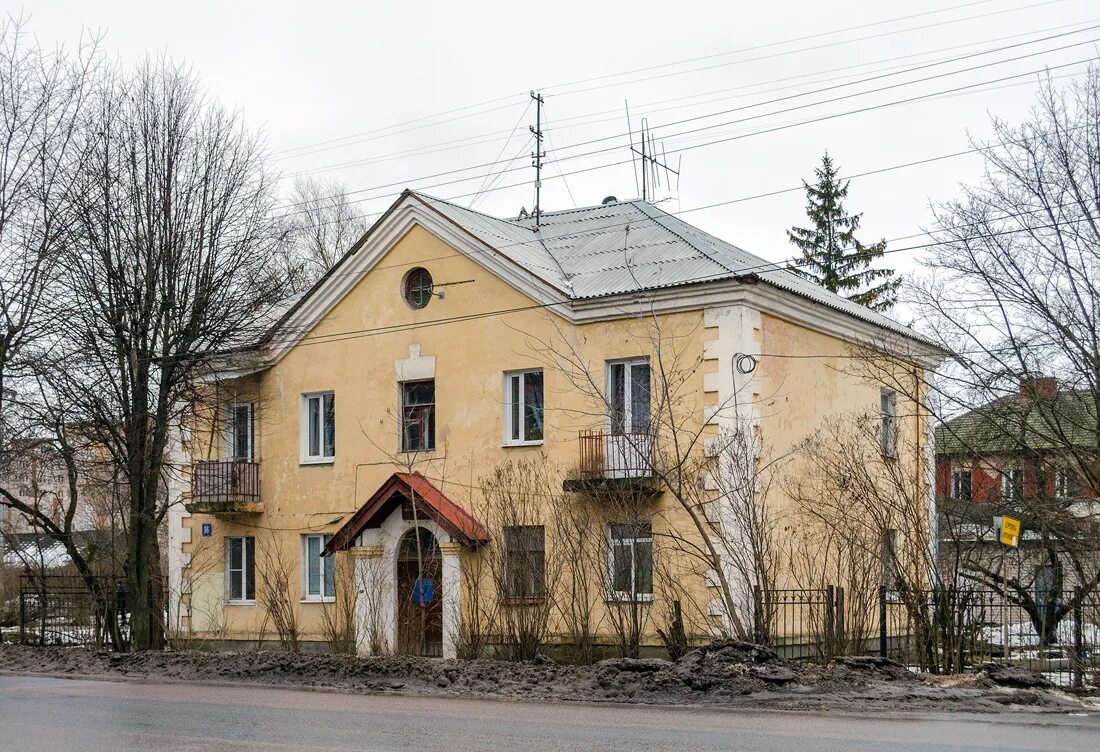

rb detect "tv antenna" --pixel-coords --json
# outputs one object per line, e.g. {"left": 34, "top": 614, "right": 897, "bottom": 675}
{"left": 529, "top": 90, "right": 546, "bottom": 228}
{"left": 630, "top": 117, "right": 680, "bottom": 202}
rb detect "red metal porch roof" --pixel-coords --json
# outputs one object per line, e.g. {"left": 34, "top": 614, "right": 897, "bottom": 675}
{"left": 325, "top": 472, "right": 489, "bottom": 554}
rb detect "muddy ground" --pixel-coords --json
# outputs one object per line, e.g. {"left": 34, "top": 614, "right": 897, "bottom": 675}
{"left": 0, "top": 640, "right": 1091, "bottom": 713}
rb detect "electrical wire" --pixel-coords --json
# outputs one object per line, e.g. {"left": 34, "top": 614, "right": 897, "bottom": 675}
{"left": 271, "top": 29, "right": 1100, "bottom": 213}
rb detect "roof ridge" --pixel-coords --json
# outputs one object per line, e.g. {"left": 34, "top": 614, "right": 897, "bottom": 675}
{"left": 410, "top": 190, "right": 525, "bottom": 224}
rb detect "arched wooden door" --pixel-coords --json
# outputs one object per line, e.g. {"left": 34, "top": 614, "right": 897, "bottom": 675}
{"left": 396, "top": 527, "right": 443, "bottom": 657}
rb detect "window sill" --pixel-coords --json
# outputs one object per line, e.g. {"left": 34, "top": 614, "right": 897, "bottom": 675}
{"left": 502, "top": 440, "right": 544, "bottom": 448}
{"left": 300, "top": 457, "right": 335, "bottom": 466}
{"left": 225, "top": 600, "right": 256, "bottom": 607}
{"left": 399, "top": 448, "right": 437, "bottom": 455}
{"left": 501, "top": 596, "right": 546, "bottom": 606}
{"left": 301, "top": 596, "right": 336, "bottom": 604}
{"left": 606, "top": 593, "right": 653, "bottom": 604}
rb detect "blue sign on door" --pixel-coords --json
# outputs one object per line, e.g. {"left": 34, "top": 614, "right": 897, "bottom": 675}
{"left": 412, "top": 578, "right": 434, "bottom": 604}
{"left": 201, "top": 522, "right": 212, "bottom": 537}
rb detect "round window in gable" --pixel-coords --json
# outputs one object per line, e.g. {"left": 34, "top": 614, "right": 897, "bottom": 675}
{"left": 402, "top": 267, "right": 434, "bottom": 309}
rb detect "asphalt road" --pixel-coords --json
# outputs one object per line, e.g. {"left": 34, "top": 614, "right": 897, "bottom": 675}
{"left": 0, "top": 674, "right": 1097, "bottom": 751}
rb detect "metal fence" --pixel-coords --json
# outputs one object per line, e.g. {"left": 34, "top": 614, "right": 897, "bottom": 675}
{"left": 18, "top": 574, "right": 128, "bottom": 650}
{"left": 758, "top": 585, "right": 1100, "bottom": 690}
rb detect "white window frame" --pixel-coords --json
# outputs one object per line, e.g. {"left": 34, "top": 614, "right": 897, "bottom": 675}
{"left": 225, "top": 536, "right": 255, "bottom": 606}
{"left": 301, "top": 533, "right": 336, "bottom": 602}
{"left": 225, "top": 401, "right": 254, "bottom": 460}
{"left": 951, "top": 470, "right": 972, "bottom": 501}
{"left": 503, "top": 369, "right": 544, "bottom": 446}
{"left": 300, "top": 391, "right": 335, "bottom": 464}
{"left": 605, "top": 358, "right": 651, "bottom": 435}
{"left": 880, "top": 390, "right": 898, "bottom": 459}
{"left": 605, "top": 522, "right": 654, "bottom": 603}
{"left": 1002, "top": 467, "right": 1023, "bottom": 502}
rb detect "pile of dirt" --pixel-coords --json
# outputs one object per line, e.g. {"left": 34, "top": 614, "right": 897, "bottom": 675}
{"left": 0, "top": 641, "right": 1084, "bottom": 713}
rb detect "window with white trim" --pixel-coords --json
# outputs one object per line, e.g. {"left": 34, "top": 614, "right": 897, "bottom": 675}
{"left": 302, "top": 533, "right": 335, "bottom": 601}
{"left": 1002, "top": 467, "right": 1023, "bottom": 502}
{"left": 504, "top": 370, "right": 544, "bottom": 445}
{"left": 302, "top": 392, "right": 335, "bottom": 462}
{"left": 880, "top": 391, "right": 897, "bottom": 459}
{"left": 226, "top": 536, "right": 255, "bottom": 604}
{"left": 227, "top": 402, "right": 254, "bottom": 460}
{"left": 607, "top": 359, "right": 651, "bottom": 434}
{"left": 951, "top": 470, "right": 972, "bottom": 501}
{"left": 607, "top": 522, "right": 653, "bottom": 601}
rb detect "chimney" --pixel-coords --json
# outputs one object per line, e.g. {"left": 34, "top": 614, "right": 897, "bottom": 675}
{"left": 1019, "top": 376, "right": 1057, "bottom": 400}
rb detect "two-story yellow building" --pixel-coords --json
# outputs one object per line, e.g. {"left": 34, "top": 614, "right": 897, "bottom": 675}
{"left": 167, "top": 190, "right": 940, "bottom": 658}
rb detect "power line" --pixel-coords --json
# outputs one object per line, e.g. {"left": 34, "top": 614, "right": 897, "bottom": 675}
{"left": 280, "top": 18, "right": 1098, "bottom": 182}
{"left": 274, "top": 26, "right": 1100, "bottom": 210}
{"left": 548, "top": 0, "right": 1071, "bottom": 98}
{"left": 270, "top": 0, "right": 1062, "bottom": 161}
{"left": 273, "top": 54, "right": 1097, "bottom": 220}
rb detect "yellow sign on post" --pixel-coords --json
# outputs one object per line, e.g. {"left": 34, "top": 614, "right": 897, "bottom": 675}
{"left": 1000, "top": 515, "right": 1021, "bottom": 547}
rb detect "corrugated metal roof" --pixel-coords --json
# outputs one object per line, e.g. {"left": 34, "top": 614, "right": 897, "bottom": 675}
{"left": 417, "top": 192, "right": 925, "bottom": 340}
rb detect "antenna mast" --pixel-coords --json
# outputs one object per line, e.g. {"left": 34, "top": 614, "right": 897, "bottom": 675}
{"left": 529, "top": 90, "right": 545, "bottom": 228}
{"left": 631, "top": 118, "right": 679, "bottom": 202}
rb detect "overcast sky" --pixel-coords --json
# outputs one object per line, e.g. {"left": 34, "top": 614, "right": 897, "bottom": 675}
{"left": 19, "top": 0, "right": 1099, "bottom": 286}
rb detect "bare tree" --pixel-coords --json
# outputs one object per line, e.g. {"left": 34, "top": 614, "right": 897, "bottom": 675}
{"left": 318, "top": 551, "right": 358, "bottom": 653}
{"left": 548, "top": 489, "right": 605, "bottom": 663}
{"left": 475, "top": 457, "right": 561, "bottom": 661}
{"left": 280, "top": 175, "right": 371, "bottom": 286}
{"left": 255, "top": 532, "right": 300, "bottom": 652}
{"left": 0, "top": 20, "right": 111, "bottom": 615}
{"left": 904, "top": 66, "right": 1100, "bottom": 640}
{"left": 0, "top": 18, "right": 98, "bottom": 410}
{"left": 39, "top": 57, "right": 288, "bottom": 650}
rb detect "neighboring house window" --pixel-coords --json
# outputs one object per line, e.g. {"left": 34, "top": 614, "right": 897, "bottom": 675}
{"left": 302, "top": 533, "right": 336, "bottom": 601}
{"left": 1055, "top": 468, "right": 1079, "bottom": 499}
{"left": 608, "top": 359, "right": 651, "bottom": 434}
{"left": 302, "top": 392, "right": 335, "bottom": 462}
{"left": 227, "top": 402, "right": 254, "bottom": 460}
{"left": 880, "top": 391, "right": 897, "bottom": 459}
{"left": 951, "top": 470, "right": 972, "bottom": 501}
{"left": 1002, "top": 467, "right": 1023, "bottom": 502}
{"left": 881, "top": 528, "right": 898, "bottom": 592}
{"left": 401, "top": 380, "right": 435, "bottom": 452}
{"left": 226, "top": 536, "right": 255, "bottom": 603}
{"left": 504, "top": 370, "right": 544, "bottom": 444}
{"left": 502, "top": 525, "right": 546, "bottom": 600}
{"left": 607, "top": 522, "right": 653, "bottom": 601}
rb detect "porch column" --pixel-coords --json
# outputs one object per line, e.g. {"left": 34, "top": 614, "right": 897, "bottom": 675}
{"left": 439, "top": 542, "right": 462, "bottom": 659}
{"left": 353, "top": 546, "right": 390, "bottom": 656}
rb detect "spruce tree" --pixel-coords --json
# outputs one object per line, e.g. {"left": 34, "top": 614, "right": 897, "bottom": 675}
{"left": 787, "top": 152, "right": 900, "bottom": 312}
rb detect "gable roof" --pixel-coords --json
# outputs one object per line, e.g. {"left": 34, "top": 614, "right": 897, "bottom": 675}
{"left": 935, "top": 389, "right": 1098, "bottom": 456}
{"left": 325, "top": 472, "right": 489, "bottom": 553}
{"left": 248, "top": 190, "right": 936, "bottom": 362}
{"left": 418, "top": 193, "right": 921, "bottom": 336}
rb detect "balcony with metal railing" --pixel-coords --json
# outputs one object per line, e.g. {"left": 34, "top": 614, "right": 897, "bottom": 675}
{"left": 184, "top": 459, "right": 262, "bottom": 515}
{"left": 564, "top": 430, "right": 659, "bottom": 493}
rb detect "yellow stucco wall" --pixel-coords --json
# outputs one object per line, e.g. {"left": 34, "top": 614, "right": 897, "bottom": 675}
{"left": 178, "top": 221, "right": 928, "bottom": 651}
